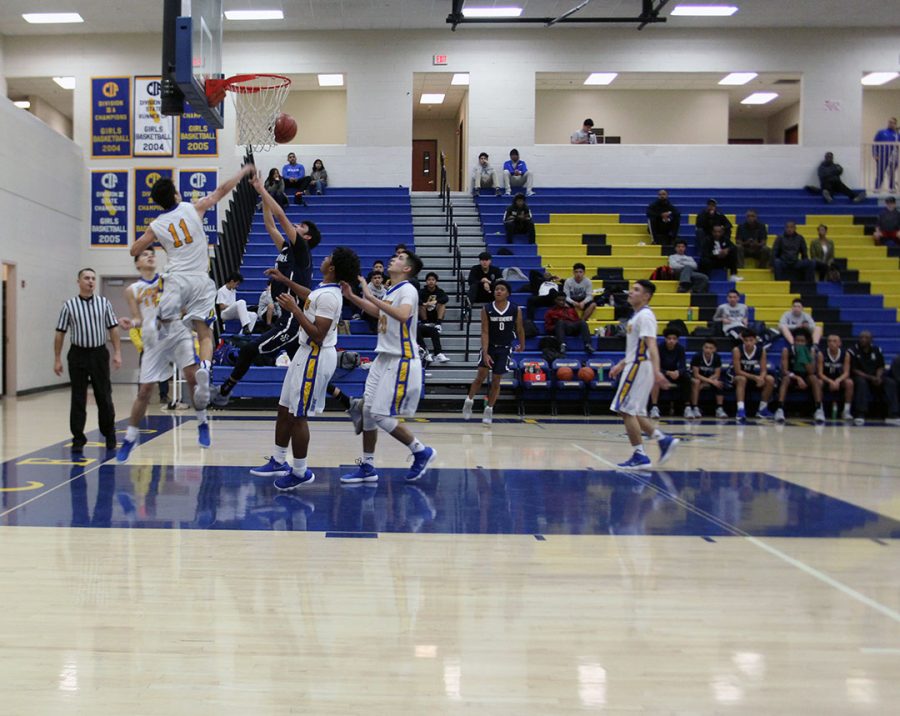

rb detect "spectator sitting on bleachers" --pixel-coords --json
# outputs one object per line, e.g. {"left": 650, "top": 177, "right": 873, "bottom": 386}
{"left": 695, "top": 198, "right": 733, "bottom": 242}
{"left": 690, "top": 338, "right": 728, "bottom": 419}
{"left": 779, "top": 299, "right": 822, "bottom": 346}
{"left": 503, "top": 193, "right": 536, "bottom": 244}
{"left": 282, "top": 152, "right": 310, "bottom": 198}
{"left": 544, "top": 293, "right": 593, "bottom": 355}
{"left": 732, "top": 329, "right": 775, "bottom": 422}
{"left": 646, "top": 189, "right": 681, "bottom": 246}
{"left": 809, "top": 224, "right": 837, "bottom": 282}
{"left": 649, "top": 328, "right": 690, "bottom": 419}
{"left": 471, "top": 152, "right": 502, "bottom": 196}
{"left": 418, "top": 272, "right": 449, "bottom": 363}
{"left": 570, "top": 118, "right": 597, "bottom": 145}
{"left": 735, "top": 209, "right": 772, "bottom": 268}
{"left": 361, "top": 271, "right": 386, "bottom": 334}
{"left": 503, "top": 148, "right": 534, "bottom": 197}
{"left": 564, "top": 263, "right": 597, "bottom": 320}
{"left": 817, "top": 333, "right": 854, "bottom": 421}
{"left": 815, "top": 152, "right": 865, "bottom": 204}
{"left": 849, "top": 330, "right": 900, "bottom": 426}
{"left": 308, "top": 159, "right": 328, "bottom": 195}
{"left": 366, "top": 259, "right": 385, "bottom": 283}
{"left": 257, "top": 280, "right": 281, "bottom": 328}
{"left": 874, "top": 196, "right": 899, "bottom": 246}
{"left": 669, "top": 239, "right": 709, "bottom": 293}
{"left": 468, "top": 251, "right": 502, "bottom": 305}
{"left": 699, "top": 225, "right": 739, "bottom": 278}
{"left": 774, "top": 327, "right": 825, "bottom": 424}
{"left": 772, "top": 221, "right": 815, "bottom": 283}
{"left": 713, "top": 289, "right": 749, "bottom": 341}
{"left": 526, "top": 268, "right": 561, "bottom": 320}
{"left": 263, "top": 168, "right": 289, "bottom": 209}
{"left": 216, "top": 272, "right": 257, "bottom": 335}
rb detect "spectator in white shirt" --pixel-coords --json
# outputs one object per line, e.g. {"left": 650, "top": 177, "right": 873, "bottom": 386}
{"left": 713, "top": 289, "right": 749, "bottom": 340}
{"left": 668, "top": 239, "right": 709, "bottom": 293}
{"left": 471, "top": 152, "right": 501, "bottom": 196}
{"left": 570, "top": 118, "right": 598, "bottom": 145}
{"left": 779, "top": 299, "right": 821, "bottom": 346}
{"left": 216, "top": 272, "right": 257, "bottom": 335}
{"left": 257, "top": 280, "right": 281, "bottom": 328}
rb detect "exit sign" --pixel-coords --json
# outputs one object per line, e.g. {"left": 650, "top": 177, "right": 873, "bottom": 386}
{"left": 433, "top": 54, "right": 448, "bottom": 66}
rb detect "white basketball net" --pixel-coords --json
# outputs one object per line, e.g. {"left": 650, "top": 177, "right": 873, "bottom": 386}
{"left": 226, "top": 75, "right": 291, "bottom": 152}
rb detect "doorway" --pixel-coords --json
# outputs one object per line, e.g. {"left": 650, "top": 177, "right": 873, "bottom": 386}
{"left": 412, "top": 139, "right": 438, "bottom": 191}
{"left": 784, "top": 124, "right": 799, "bottom": 145}
{"left": 1, "top": 262, "right": 16, "bottom": 396}
{"left": 100, "top": 276, "right": 140, "bottom": 384}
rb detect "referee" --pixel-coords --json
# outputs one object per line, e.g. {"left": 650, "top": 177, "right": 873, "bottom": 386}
{"left": 54, "top": 268, "right": 122, "bottom": 451}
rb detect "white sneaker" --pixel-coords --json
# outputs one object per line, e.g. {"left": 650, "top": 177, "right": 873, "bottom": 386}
{"left": 853, "top": 417, "right": 865, "bottom": 426}
{"left": 462, "top": 397, "right": 474, "bottom": 420}
{"left": 814, "top": 407, "right": 825, "bottom": 424}
{"left": 730, "top": 275, "right": 745, "bottom": 282}
{"left": 774, "top": 408, "right": 785, "bottom": 423}
{"left": 842, "top": 407, "right": 853, "bottom": 421}
{"left": 434, "top": 353, "right": 450, "bottom": 363}
{"left": 482, "top": 406, "right": 494, "bottom": 425}
{"left": 422, "top": 352, "right": 433, "bottom": 363}
{"left": 649, "top": 405, "right": 661, "bottom": 419}
{"left": 194, "top": 366, "right": 210, "bottom": 409}
{"left": 715, "top": 407, "right": 728, "bottom": 419}
{"left": 886, "top": 418, "right": 900, "bottom": 426}
{"left": 692, "top": 407, "right": 703, "bottom": 419}
{"left": 683, "top": 406, "right": 693, "bottom": 419}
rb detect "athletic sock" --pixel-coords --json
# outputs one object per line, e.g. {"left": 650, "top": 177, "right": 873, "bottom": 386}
{"left": 292, "top": 457, "right": 308, "bottom": 476}
{"left": 408, "top": 438, "right": 425, "bottom": 454}
{"left": 759, "top": 400, "right": 768, "bottom": 411}
{"left": 196, "top": 409, "right": 208, "bottom": 425}
{"left": 199, "top": 360, "right": 211, "bottom": 372}
{"left": 220, "top": 377, "right": 237, "bottom": 397}
{"left": 362, "top": 452, "right": 376, "bottom": 466}
{"left": 651, "top": 428, "right": 665, "bottom": 440}
{"left": 125, "top": 425, "right": 140, "bottom": 442}
{"left": 273, "top": 445, "right": 289, "bottom": 464}
{"left": 737, "top": 401, "right": 745, "bottom": 410}
{"left": 634, "top": 444, "right": 647, "bottom": 456}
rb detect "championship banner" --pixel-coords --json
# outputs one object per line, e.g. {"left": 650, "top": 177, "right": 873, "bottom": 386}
{"left": 179, "top": 169, "right": 219, "bottom": 244}
{"left": 177, "top": 102, "right": 219, "bottom": 157}
{"left": 91, "top": 77, "right": 131, "bottom": 158}
{"left": 90, "top": 171, "right": 129, "bottom": 247}
{"left": 134, "top": 168, "right": 174, "bottom": 240}
{"left": 133, "top": 76, "right": 174, "bottom": 157}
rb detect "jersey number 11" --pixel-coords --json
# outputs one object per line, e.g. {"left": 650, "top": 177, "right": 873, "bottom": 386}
{"left": 167, "top": 219, "right": 195, "bottom": 248}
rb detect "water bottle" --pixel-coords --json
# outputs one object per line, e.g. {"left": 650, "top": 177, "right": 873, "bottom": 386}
{"left": 831, "top": 402, "right": 838, "bottom": 420}
{"left": 687, "top": 307, "right": 694, "bottom": 321}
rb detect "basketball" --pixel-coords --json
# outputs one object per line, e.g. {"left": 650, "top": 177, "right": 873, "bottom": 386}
{"left": 274, "top": 112, "right": 298, "bottom": 143}
{"left": 578, "top": 366, "right": 595, "bottom": 383}
{"left": 556, "top": 366, "right": 575, "bottom": 381}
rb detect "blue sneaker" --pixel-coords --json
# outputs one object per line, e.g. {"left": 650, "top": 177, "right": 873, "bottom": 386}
{"left": 116, "top": 438, "right": 136, "bottom": 463}
{"left": 274, "top": 469, "right": 315, "bottom": 491}
{"left": 757, "top": 407, "right": 774, "bottom": 420}
{"left": 405, "top": 446, "right": 437, "bottom": 482}
{"left": 736, "top": 407, "right": 747, "bottom": 424}
{"left": 197, "top": 422, "right": 211, "bottom": 448}
{"left": 249, "top": 457, "right": 292, "bottom": 478}
{"left": 341, "top": 460, "right": 379, "bottom": 484}
{"left": 617, "top": 451, "right": 652, "bottom": 470}
{"left": 657, "top": 435, "right": 680, "bottom": 466}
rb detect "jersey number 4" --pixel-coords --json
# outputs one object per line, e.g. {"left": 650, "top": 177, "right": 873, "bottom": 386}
{"left": 167, "top": 219, "right": 195, "bottom": 248}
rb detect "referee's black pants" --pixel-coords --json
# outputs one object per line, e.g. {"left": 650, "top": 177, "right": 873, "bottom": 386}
{"left": 68, "top": 346, "right": 116, "bottom": 448}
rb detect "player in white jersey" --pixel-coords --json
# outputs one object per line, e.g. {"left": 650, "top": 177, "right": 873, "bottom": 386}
{"left": 130, "top": 163, "right": 256, "bottom": 410}
{"left": 250, "top": 247, "right": 361, "bottom": 490}
{"left": 339, "top": 251, "right": 437, "bottom": 484}
{"left": 609, "top": 280, "right": 679, "bottom": 470}
{"left": 115, "top": 248, "right": 209, "bottom": 461}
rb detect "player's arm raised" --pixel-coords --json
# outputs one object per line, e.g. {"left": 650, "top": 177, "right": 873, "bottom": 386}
{"left": 265, "top": 267, "right": 311, "bottom": 300}
{"left": 194, "top": 163, "right": 256, "bottom": 215}
{"left": 361, "top": 282, "right": 413, "bottom": 322}
{"left": 515, "top": 306, "right": 526, "bottom": 352}
{"left": 130, "top": 228, "right": 156, "bottom": 257}
{"left": 254, "top": 176, "right": 296, "bottom": 245}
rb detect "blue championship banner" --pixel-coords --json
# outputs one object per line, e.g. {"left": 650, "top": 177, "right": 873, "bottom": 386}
{"left": 179, "top": 169, "right": 219, "bottom": 244}
{"left": 178, "top": 102, "right": 219, "bottom": 157}
{"left": 133, "top": 76, "right": 174, "bottom": 157}
{"left": 91, "top": 77, "right": 131, "bottom": 158}
{"left": 90, "top": 171, "right": 129, "bottom": 247}
{"left": 134, "top": 168, "right": 174, "bottom": 240}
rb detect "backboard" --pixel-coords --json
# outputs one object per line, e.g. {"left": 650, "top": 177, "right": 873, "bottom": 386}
{"left": 161, "top": 0, "right": 224, "bottom": 129}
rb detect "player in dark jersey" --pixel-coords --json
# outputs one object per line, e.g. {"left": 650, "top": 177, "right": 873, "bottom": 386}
{"left": 774, "top": 327, "right": 824, "bottom": 423}
{"left": 731, "top": 328, "right": 775, "bottom": 423}
{"left": 462, "top": 280, "right": 525, "bottom": 425}
{"left": 817, "top": 333, "right": 854, "bottom": 420}
{"left": 689, "top": 339, "right": 727, "bottom": 419}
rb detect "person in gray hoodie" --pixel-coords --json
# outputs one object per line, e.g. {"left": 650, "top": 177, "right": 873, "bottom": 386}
{"left": 669, "top": 239, "right": 709, "bottom": 293}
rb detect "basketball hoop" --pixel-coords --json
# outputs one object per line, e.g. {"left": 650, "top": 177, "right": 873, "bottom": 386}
{"left": 206, "top": 74, "right": 291, "bottom": 152}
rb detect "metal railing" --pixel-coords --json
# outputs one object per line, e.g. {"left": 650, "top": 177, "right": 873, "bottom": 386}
{"left": 860, "top": 142, "right": 899, "bottom": 196}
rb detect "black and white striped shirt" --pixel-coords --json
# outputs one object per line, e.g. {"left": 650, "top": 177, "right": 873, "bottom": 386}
{"left": 56, "top": 294, "right": 118, "bottom": 348}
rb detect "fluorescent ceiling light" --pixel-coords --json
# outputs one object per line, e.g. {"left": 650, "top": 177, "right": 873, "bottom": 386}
{"left": 22, "top": 12, "right": 84, "bottom": 24}
{"left": 584, "top": 73, "right": 618, "bottom": 86}
{"left": 451, "top": 73, "right": 470, "bottom": 86}
{"left": 719, "top": 72, "right": 757, "bottom": 86}
{"left": 671, "top": 5, "right": 739, "bottom": 16}
{"left": 462, "top": 7, "right": 523, "bottom": 18}
{"left": 53, "top": 76, "right": 76, "bottom": 90}
{"left": 740, "top": 92, "right": 778, "bottom": 105}
{"left": 420, "top": 94, "right": 445, "bottom": 105}
{"left": 861, "top": 72, "right": 899, "bottom": 86}
{"left": 317, "top": 74, "right": 344, "bottom": 87}
{"left": 224, "top": 10, "right": 284, "bottom": 21}
{"left": 14, "top": 100, "right": 31, "bottom": 109}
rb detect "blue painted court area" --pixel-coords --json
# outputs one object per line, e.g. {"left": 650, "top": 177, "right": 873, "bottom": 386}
{"left": 2, "top": 418, "right": 898, "bottom": 538}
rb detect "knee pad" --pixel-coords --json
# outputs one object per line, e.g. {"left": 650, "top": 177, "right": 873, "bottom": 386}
{"left": 371, "top": 412, "right": 398, "bottom": 434}
{"left": 362, "top": 405, "right": 378, "bottom": 432}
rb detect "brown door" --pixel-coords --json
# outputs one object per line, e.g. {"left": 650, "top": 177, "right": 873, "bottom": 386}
{"left": 784, "top": 124, "right": 799, "bottom": 145}
{"left": 412, "top": 139, "right": 438, "bottom": 191}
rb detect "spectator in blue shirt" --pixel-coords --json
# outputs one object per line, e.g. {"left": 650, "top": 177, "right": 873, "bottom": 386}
{"left": 503, "top": 149, "right": 534, "bottom": 197}
{"left": 873, "top": 117, "right": 898, "bottom": 192}
{"left": 282, "top": 152, "right": 311, "bottom": 203}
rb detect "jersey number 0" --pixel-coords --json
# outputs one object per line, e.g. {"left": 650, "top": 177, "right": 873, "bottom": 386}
{"left": 167, "top": 219, "right": 195, "bottom": 248}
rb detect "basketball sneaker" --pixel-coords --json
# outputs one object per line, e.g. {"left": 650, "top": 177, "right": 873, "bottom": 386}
{"left": 683, "top": 406, "right": 693, "bottom": 419}
{"left": 482, "top": 406, "right": 494, "bottom": 425}
{"left": 209, "top": 385, "right": 230, "bottom": 408}
{"left": 886, "top": 418, "right": 900, "bottom": 426}
{"left": 194, "top": 364, "right": 211, "bottom": 408}
{"left": 774, "top": 408, "right": 786, "bottom": 423}
{"left": 657, "top": 435, "right": 680, "bottom": 466}
{"left": 274, "top": 469, "right": 315, "bottom": 491}
{"left": 814, "top": 407, "right": 826, "bottom": 424}
{"left": 197, "top": 422, "right": 211, "bottom": 449}
{"left": 757, "top": 407, "right": 774, "bottom": 420}
{"left": 853, "top": 417, "right": 865, "bottom": 426}
{"left": 116, "top": 438, "right": 136, "bottom": 463}
{"left": 462, "top": 397, "right": 474, "bottom": 420}
{"left": 348, "top": 398, "right": 364, "bottom": 435}
{"left": 250, "top": 457, "right": 292, "bottom": 478}
{"left": 736, "top": 406, "right": 747, "bottom": 424}
{"left": 405, "top": 446, "right": 437, "bottom": 482}
{"left": 692, "top": 407, "right": 703, "bottom": 419}
{"left": 649, "top": 405, "right": 661, "bottom": 419}
{"left": 617, "top": 451, "right": 652, "bottom": 470}
{"left": 341, "top": 459, "right": 379, "bottom": 483}
{"left": 715, "top": 407, "right": 728, "bottom": 419}
{"left": 434, "top": 353, "right": 450, "bottom": 363}
{"left": 842, "top": 405, "right": 853, "bottom": 421}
